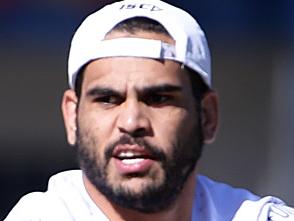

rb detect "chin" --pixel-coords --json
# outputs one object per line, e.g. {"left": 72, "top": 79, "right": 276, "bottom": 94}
{"left": 118, "top": 176, "right": 163, "bottom": 193}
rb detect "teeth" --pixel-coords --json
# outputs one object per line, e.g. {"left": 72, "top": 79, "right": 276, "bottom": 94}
{"left": 122, "top": 158, "right": 144, "bottom": 165}
{"left": 118, "top": 151, "right": 135, "bottom": 158}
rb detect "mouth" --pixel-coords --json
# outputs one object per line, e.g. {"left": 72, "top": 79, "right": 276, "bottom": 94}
{"left": 112, "top": 145, "right": 156, "bottom": 175}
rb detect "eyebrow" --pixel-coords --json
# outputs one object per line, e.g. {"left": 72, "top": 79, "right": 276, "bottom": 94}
{"left": 141, "top": 84, "right": 182, "bottom": 95}
{"left": 85, "top": 84, "right": 182, "bottom": 98}
{"left": 86, "top": 87, "right": 122, "bottom": 98}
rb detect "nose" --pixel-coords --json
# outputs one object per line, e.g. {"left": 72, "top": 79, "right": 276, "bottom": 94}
{"left": 117, "top": 99, "right": 152, "bottom": 137}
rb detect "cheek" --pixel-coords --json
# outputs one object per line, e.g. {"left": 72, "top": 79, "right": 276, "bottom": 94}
{"left": 77, "top": 108, "right": 115, "bottom": 150}
{"left": 153, "top": 108, "right": 197, "bottom": 148}
{"left": 79, "top": 103, "right": 117, "bottom": 127}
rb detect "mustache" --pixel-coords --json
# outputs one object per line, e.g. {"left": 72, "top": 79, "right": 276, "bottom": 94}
{"left": 105, "top": 135, "right": 166, "bottom": 162}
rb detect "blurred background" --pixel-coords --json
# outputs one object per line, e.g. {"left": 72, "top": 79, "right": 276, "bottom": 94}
{"left": 1, "top": 0, "right": 293, "bottom": 219}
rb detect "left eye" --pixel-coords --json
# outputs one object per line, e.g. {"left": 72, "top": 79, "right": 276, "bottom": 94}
{"left": 146, "top": 94, "right": 171, "bottom": 105}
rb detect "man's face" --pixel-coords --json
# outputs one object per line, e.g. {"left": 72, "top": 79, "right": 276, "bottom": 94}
{"left": 72, "top": 32, "right": 203, "bottom": 212}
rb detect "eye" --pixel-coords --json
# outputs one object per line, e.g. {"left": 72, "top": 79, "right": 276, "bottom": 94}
{"left": 93, "top": 95, "right": 123, "bottom": 105}
{"left": 145, "top": 94, "right": 172, "bottom": 106}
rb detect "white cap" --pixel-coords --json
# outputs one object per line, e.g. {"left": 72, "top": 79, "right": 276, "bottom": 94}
{"left": 68, "top": 0, "right": 211, "bottom": 89}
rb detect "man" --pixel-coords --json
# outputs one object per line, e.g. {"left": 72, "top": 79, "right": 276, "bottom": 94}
{"left": 5, "top": 0, "right": 294, "bottom": 220}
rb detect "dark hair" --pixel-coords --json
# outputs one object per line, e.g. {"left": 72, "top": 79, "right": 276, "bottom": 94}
{"left": 74, "top": 17, "right": 209, "bottom": 102}
{"left": 106, "top": 16, "right": 171, "bottom": 36}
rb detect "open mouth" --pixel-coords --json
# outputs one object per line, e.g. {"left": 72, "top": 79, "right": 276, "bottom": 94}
{"left": 112, "top": 145, "right": 156, "bottom": 175}
{"left": 116, "top": 149, "right": 154, "bottom": 162}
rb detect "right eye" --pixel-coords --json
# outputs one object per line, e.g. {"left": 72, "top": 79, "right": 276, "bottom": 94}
{"left": 93, "top": 95, "right": 123, "bottom": 105}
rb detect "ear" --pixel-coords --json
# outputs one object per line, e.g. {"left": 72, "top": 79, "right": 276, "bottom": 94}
{"left": 61, "top": 89, "right": 78, "bottom": 146}
{"left": 201, "top": 91, "right": 219, "bottom": 144}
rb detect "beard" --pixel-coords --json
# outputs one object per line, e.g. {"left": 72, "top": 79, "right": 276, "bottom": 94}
{"left": 76, "top": 121, "right": 203, "bottom": 213}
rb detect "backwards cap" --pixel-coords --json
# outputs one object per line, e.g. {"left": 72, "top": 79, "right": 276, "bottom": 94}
{"left": 68, "top": 0, "right": 211, "bottom": 89}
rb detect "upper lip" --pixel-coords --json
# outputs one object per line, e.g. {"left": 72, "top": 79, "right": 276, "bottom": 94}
{"left": 112, "top": 145, "right": 154, "bottom": 160}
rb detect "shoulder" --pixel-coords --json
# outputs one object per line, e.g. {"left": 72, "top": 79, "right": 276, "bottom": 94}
{"left": 195, "top": 175, "right": 259, "bottom": 220}
{"left": 232, "top": 196, "right": 294, "bottom": 221}
{"left": 4, "top": 170, "right": 85, "bottom": 221}
{"left": 195, "top": 175, "right": 294, "bottom": 221}
{"left": 4, "top": 191, "right": 70, "bottom": 221}
{"left": 196, "top": 174, "right": 260, "bottom": 206}
{"left": 269, "top": 203, "right": 294, "bottom": 220}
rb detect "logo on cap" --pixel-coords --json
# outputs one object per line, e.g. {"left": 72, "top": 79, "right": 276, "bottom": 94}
{"left": 119, "top": 4, "right": 162, "bottom": 11}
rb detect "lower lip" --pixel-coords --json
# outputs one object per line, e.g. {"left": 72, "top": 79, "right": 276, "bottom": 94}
{"left": 113, "top": 158, "right": 154, "bottom": 175}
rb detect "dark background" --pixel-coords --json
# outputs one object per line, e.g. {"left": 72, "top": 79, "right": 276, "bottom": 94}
{"left": 1, "top": 0, "right": 294, "bottom": 219}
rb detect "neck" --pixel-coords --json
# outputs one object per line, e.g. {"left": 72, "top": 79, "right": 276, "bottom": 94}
{"left": 83, "top": 171, "right": 197, "bottom": 221}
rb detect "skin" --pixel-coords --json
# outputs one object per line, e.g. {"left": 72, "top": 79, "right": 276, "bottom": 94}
{"left": 62, "top": 31, "right": 218, "bottom": 221}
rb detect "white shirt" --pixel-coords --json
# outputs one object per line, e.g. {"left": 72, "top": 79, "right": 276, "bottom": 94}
{"left": 5, "top": 170, "right": 294, "bottom": 221}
